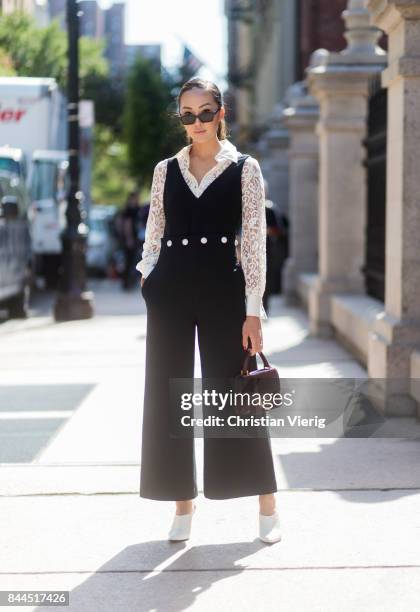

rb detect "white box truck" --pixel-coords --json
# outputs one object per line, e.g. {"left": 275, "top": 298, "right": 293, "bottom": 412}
{"left": 0, "top": 77, "right": 67, "bottom": 286}
{"left": 0, "top": 77, "right": 92, "bottom": 288}
{"left": 0, "top": 76, "right": 67, "bottom": 161}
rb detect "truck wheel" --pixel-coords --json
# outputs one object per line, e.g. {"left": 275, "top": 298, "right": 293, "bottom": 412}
{"left": 6, "top": 279, "right": 31, "bottom": 319}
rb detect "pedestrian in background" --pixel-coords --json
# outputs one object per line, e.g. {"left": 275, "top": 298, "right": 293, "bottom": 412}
{"left": 263, "top": 179, "right": 281, "bottom": 314}
{"left": 137, "top": 199, "right": 150, "bottom": 249}
{"left": 121, "top": 190, "right": 142, "bottom": 290}
{"left": 262, "top": 178, "right": 286, "bottom": 315}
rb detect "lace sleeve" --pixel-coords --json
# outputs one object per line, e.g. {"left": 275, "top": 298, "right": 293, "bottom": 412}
{"left": 135, "top": 159, "right": 168, "bottom": 277}
{"left": 241, "top": 156, "right": 268, "bottom": 320}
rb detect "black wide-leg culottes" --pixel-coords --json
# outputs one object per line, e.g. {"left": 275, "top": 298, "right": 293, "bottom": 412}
{"left": 139, "top": 234, "right": 278, "bottom": 501}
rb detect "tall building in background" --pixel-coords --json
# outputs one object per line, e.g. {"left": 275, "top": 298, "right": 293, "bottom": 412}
{"left": 1, "top": 0, "right": 49, "bottom": 25}
{"left": 78, "top": 0, "right": 105, "bottom": 40}
{"left": 104, "top": 1, "right": 125, "bottom": 79}
{"left": 48, "top": 0, "right": 66, "bottom": 29}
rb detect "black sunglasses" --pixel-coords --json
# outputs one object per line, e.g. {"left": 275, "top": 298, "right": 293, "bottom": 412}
{"left": 178, "top": 107, "right": 220, "bottom": 125}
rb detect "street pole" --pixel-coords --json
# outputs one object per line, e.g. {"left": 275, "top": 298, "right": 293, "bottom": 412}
{"left": 54, "top": 0, "right": 94, "bottom": 321}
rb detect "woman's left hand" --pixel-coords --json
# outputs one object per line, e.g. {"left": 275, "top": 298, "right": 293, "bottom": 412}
{"left": 242, "top": 316, "right": 263, "bottom": 355}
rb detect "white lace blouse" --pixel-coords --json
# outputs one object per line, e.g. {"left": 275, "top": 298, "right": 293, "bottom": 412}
{"left": 135, "top": 138, "right": 268, "bottom": 320}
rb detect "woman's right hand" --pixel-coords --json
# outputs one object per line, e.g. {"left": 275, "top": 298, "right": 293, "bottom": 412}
{"left": 140, "top": 276, "right": 145, "bottom": 288}
{"left": 242, "top": 316, "right": 263, "bottom": 356}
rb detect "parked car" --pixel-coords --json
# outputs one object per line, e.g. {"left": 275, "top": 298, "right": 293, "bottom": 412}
{"left": 0, "top": 171, "right": 32, "bottom": 318}
{"left": 86, "top": 205, "right": 117, "bottom": 276}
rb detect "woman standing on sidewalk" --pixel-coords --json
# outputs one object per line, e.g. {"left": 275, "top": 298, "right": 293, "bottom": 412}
{"left": 136, "top": 77, "right": 281, "bottom": 544}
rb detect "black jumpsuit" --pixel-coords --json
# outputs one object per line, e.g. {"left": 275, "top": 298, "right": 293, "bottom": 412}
{"left": 139, "top": 153, "right": 278, "bottom": 501}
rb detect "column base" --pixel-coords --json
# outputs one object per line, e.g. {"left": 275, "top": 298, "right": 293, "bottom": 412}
{"left": 308, "top": 276, "right": 334, "bottom": 337}
{"left": 54, "top": 291, "right": 95, "bottom": 322}
{"left": 283, "top": 258, "right": 317, "bottom": 307}
{"left": 361, "top": 373, "right": 418, "bottom": 418}
{"left": 282, "top": 257, "right": 298, "bottom": 305}
{"left": 368, "top": 312, "right": 420, "bottom": 417}
{"left": 308, "top": 275, "right": 365, "bottom": 337}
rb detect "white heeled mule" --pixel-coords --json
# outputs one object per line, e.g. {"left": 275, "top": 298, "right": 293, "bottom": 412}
{"left": 258, "top": 510, "right": 282, "bottom": 544}
{"left": 168, "top": 504, "right": 196, "bottom": 541}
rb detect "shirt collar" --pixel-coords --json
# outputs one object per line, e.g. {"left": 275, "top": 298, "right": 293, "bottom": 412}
{"left": 175, "top": 138, "right": 240, "bottom": 165}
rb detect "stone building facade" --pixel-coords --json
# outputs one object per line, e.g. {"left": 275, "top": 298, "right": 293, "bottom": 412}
{"left": 226, "top": 0, "right": 420, "bottom": 417}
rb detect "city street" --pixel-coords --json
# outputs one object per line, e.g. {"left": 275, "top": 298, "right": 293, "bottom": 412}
{"left": 2, "top": 0, "right": 420, "bottom": 610}
{"left": 1, "top": 278, "right": 419, "bottom": 611}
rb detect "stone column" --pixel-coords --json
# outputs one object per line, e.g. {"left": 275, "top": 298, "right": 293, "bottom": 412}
{"left": 256, "top": 104, "right": 290, "bottom": 218}
{"left": 282, "top": 81, "right": 320, "bottom": 305}
{"left": 306, "top": 0, "right": 387, "bottom": 336}
{"left": 367, "top": 1, "right": 420, "bottom": 397}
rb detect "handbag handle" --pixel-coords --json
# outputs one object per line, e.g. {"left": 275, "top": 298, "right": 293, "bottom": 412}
{"left": 241, "top": 350, "right": 270, "bottom": 375}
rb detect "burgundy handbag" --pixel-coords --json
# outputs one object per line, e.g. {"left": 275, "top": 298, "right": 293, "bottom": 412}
{"left": 233, "top": 351, "right": 281, "bottom": 416}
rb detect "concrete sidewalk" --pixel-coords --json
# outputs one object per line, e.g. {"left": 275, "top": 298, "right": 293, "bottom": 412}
{"left": 1, "top": 279, "right": 419, "bottom": 611}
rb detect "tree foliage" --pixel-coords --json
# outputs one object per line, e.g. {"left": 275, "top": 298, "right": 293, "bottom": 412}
{"left": 122, "top": 55, "right": 185, "bottom": 188}
{"left": 0, "top": 48, "right": 16, "bottom": 75}
{"left": 91, "top": 124, "right": 137, "bottom": 206}
{"left": 0, "top": 12, "right": 67, "bottom": 84}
